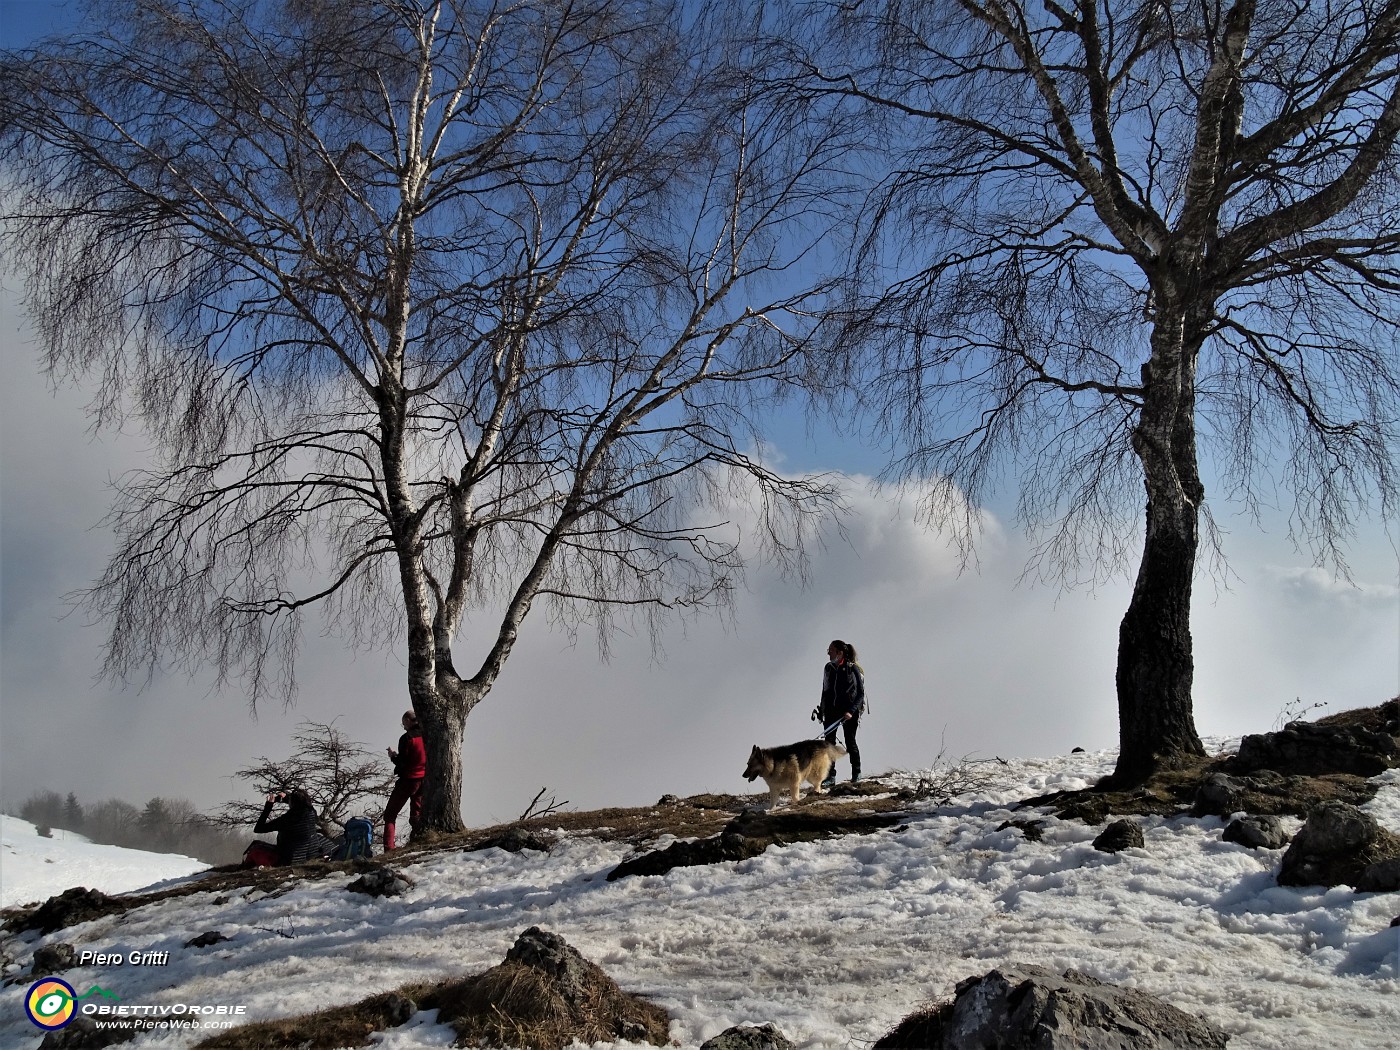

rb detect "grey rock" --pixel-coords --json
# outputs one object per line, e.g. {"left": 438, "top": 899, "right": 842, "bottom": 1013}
{"left": 1278, "top": 801, "right": 1400, "bottom": 889}
{"left": 184, "top": 931, "right": 229, "bottom": 949}
{"left": 1236, "top": 719, "right": 1399, "bottom": 777}
{"left": 31, "top": 943, "right": 78, "bottom": 977}
{"left": 1356, "top": 856, "right": 1400, "bottom": 893}
{"left": 700, "top": 1022, "right": 796, "bottom": 1050}
{"left": 875, "top": 965, "right": 1229, "bottom": 1048}
{"left": 1192, "top": 768, "right": 1374, "bottom": 819}
{"left": 1093, "top": 820, "right": 1145, "bottom": 853}
{"left": 470, "top": 826, "right": 553, "bottom": 853}
{"left": 998, "top": 819, "right": 1046, "bottom": 842}
{"left": 505, "top": 925, "right": 594, "bottom": 1006}
{"left": 22, "top": 887, "right": 126, "bottom": 935}
{"left": 1222, "top": 815, "right": 1290, "bottom": 850}
{"left": 1195, "top": 773, "right": 1248, "bottom": 816}
{"left": 346, "top": 867, "right": 414, "bottom": 898}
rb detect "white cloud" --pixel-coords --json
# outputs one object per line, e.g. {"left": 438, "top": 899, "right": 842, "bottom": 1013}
{"left": 1261, "top": 564, "right": 1400, "bottom": 605}
{"left": 3, "top": 284, "right": 1397, "bottom": 831}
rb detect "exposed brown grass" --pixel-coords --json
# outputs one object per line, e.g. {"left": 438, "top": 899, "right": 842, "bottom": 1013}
{"left": 435, "top": 959, "right": 669, "bottom": 1050}
{"left": 1315, "top": 696, "right": 1399, "bottom": 731}
{"left": 193, "top": 954, "right": 674, "bottom": 1049}
{"left": 196, "top": 985, "right": 437, "bottom": 1049}
{"left": 872, "top": 1000, "right": 951, "bottom": 1049}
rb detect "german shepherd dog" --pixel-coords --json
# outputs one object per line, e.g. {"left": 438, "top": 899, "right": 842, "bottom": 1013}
{"left": 743, "top": 740, "right": 846, "bottom": 807}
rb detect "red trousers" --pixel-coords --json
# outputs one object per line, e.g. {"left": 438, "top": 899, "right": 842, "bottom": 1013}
{"left": 384, "top": 776, "right": 424, "bottom": 849}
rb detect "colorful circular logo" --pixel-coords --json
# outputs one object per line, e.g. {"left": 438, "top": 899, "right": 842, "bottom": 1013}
{"left": 25, "top": 978, "right": 76, "bottom": 1030}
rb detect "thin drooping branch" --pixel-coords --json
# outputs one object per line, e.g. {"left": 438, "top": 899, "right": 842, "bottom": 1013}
{"left": 1, "top": 0, "right": 856, "bottom": 832}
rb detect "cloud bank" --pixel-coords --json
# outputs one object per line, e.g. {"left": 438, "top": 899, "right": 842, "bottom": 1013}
{"left": 2, "top": 288, "right": 1396, "bottom": 829}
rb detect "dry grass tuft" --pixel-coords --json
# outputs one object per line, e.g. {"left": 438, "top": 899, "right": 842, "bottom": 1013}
{"left": 196, "top": 986, "right": 435, "bottom": 1049}
{"left": 436, "top": 958, "right": 670, "bottom": 1049}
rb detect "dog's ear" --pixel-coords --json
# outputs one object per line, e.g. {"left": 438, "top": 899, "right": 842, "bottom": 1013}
{"left": 749, "top": 745, "right": 760, "bottom": 758}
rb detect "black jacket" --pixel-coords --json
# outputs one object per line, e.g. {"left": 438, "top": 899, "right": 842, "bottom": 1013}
{"left": 820, "top": 660, "right": 864, "bottom": 722}
{"left": 254, "top": 798, "right": 338, "bottom": 864}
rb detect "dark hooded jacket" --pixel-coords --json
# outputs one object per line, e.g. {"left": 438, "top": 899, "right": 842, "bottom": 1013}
{"left": 254, "top": 794, "right": 338, "bottom": 864}
{"left": 820, "top": 659, "right": 864, "bottom": 723}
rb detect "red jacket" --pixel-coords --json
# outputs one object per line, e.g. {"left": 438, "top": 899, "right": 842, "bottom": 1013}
{"left": 394, "top": 732, "right": 427, "bottom": 779}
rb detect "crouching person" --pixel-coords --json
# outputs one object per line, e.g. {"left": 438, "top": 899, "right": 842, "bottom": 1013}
{"left": 245, "top": 788, "right": 338, "bottom": 866}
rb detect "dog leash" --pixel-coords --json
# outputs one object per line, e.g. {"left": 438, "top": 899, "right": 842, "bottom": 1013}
{"left": 814, "top": 718, "right": 846, "bottom": 739}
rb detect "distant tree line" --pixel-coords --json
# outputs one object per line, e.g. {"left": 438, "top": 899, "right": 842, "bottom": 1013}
{"left": 11, "top": 790, "right": 245, "bottom": 866}
{"left": 7, "top": 723, "right": 393, "bottom": 867}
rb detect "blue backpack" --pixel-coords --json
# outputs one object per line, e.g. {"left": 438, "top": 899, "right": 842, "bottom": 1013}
{"left": 336, "top": 817, "right": 374, "bottom": 860}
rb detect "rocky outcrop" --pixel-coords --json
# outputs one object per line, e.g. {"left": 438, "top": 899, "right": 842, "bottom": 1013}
{"left": 1093, "top": 820, "right": 1145, "bottom": 853}
{"left": 699, "top": 1022, "right": 796, "bottom": 1050}
{"left": 606, "top": 808, "right": 905, "bottom": 881}
{"left": 17, "top": 888, "right": 129, "bottom": 935}
{"left": 30, "top": 943, "right": 78, "bottom": 977}
{"left": 435, "top": 926, "right": 670, "bottom": 1049}
{"left": 184, "top": 931, "right": 230, "bottom": 949}
{"left": 874, "top": 965, "right": 1229, "bottom": 1048}
{"left": 1222, "top": 815, "right": 1290, "bottom": 851}
{"left": 1277, "top": 802, "right": 1400, "bottom": 890}
{"left": 1236, "top": 707, "right": 1399, "bottom": 778}
{"left": 1193, "top": 770, "right": 1376, "bottom": 818}
{"left": 346, "top": 867, "right": 415, "bottom": 898}
{"left": 469, "top": 826, "right": 554, "bottom": 853}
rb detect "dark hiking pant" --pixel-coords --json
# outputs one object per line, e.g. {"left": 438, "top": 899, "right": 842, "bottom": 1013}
{"left": 384, "top": 776, "right": 424, "bottom": 849}
{"left": 823, "top": 714, "right": 861, "bottom": 781}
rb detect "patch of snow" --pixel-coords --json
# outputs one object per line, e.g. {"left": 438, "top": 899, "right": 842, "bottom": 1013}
{"left": 0, "top": 745, "right": 1397, "bottom": 1049}
{"left": 1, "top": 816, "right": 208, "bottom": 909}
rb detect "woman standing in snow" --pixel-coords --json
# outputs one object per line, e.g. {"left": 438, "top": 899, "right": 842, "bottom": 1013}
{"left": 383, "top": 710, "right": 426, "bottom": 850}
{"left": 819, "top": 639, "right": 864, "bottom": 787}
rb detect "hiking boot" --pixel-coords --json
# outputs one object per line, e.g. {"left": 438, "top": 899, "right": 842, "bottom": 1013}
{"left": 821, "top": 775, "right": 837, "bottom": 790}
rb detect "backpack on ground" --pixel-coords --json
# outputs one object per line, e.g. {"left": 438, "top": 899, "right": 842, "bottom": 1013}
{"left": 242, "top": 841, "right": 280, "bottom": 868}
{"left": 337, "top": 816, "right": 374, "bottom": 860}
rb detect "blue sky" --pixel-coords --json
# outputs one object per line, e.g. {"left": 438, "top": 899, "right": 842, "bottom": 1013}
{"left": 1, "top": 0, "right": 1396, "bottom": 830}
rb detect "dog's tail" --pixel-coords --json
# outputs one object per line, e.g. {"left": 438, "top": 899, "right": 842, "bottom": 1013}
{"left": 825, "top": 744, "right": 848, "bottom": 759}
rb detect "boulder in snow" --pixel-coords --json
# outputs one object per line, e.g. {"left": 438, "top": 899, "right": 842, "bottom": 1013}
{"left": 1193, "top": 770, "right": 1375, "bottom": 819}
{"left": 346, "top": 866, "right": 414, "bottom": 898}
{"left": 1093, "top": 819, "right": 1145, "bottom": 853}
{"left": 700, "top": 1022, "right": 796, "bottom": 1049}
{"left": 30, "top": 943, "right": 77, "bottom": 977}
{"left": 1236, "top": 708, "right": 1399, "bottom": 778}
{"left": 18, "top": 887, "right": 127, "bottom": 935}
{"left": 874, "top": 964, "right": 1229, "bottom": 1048}
{"left": 1222, "top": 815, "right": 1290, "bottom": 850}
{"left": 1277, "top": 801, "right": 1400, "bottom": 889}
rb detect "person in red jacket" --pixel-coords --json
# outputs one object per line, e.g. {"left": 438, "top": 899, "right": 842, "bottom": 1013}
{"left": 384, "top": 710, "right": 427, "bottom": 850}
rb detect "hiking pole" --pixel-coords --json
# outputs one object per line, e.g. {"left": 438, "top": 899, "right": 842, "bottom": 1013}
{"left": 814, "top": 718, "right": 846, "bottom": 739}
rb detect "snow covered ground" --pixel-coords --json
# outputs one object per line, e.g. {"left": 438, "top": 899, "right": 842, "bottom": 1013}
{"left": 0, "top": 816, "right": 208, "bottom": 909}
{"left": 2, "top": 741, "right": 1398, "bottom": 1049}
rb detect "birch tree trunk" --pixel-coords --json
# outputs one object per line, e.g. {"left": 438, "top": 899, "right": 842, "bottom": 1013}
{"left": 1114, "top": 298, "right": 1210, "bottom": 783}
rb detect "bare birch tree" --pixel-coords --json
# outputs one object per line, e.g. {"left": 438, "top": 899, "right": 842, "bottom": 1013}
{"left": 786, "top": 0, "right": 1400, "bottom": 783}
{"left": 0, "top": 0, "right": 849, "bottom": 832}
